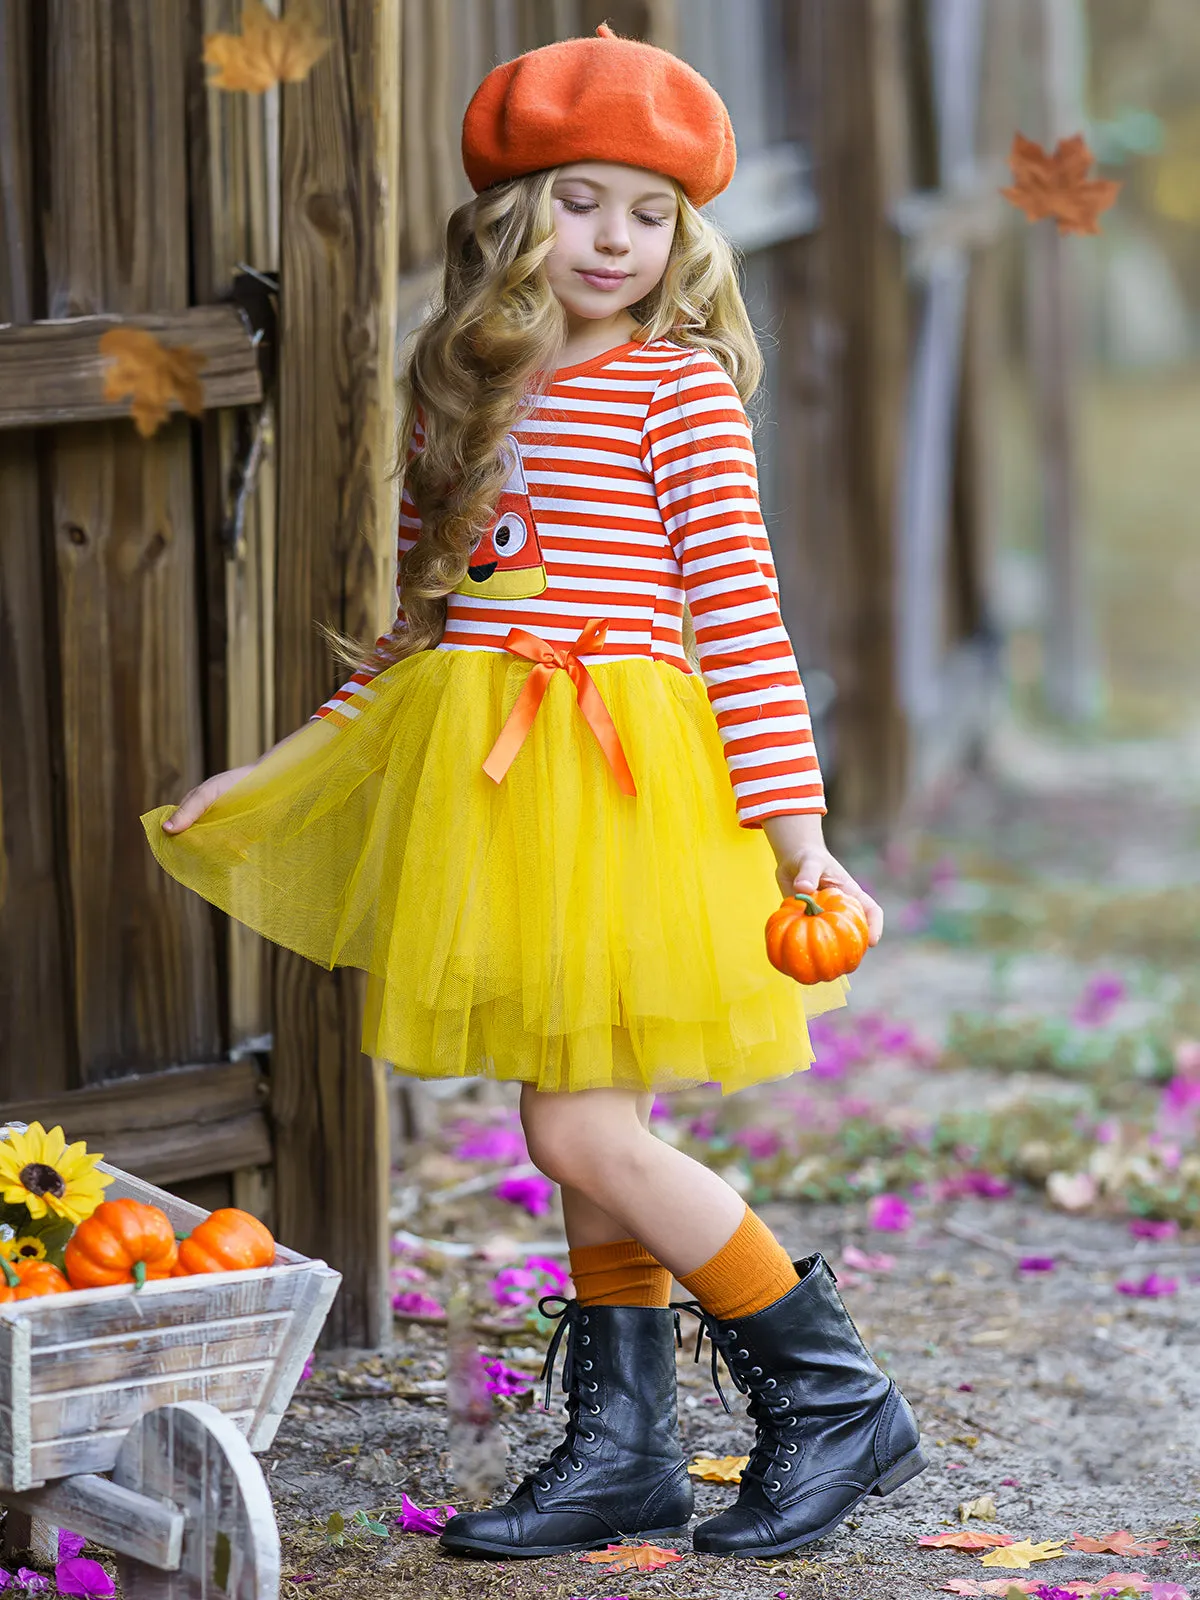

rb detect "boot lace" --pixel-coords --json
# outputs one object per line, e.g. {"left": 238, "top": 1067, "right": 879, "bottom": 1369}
{"left": 513, "top": 1295, "right": 602, "bottom": 1494}
{"left": 673, "top": 1300, "right": 801, "bottom": 1499}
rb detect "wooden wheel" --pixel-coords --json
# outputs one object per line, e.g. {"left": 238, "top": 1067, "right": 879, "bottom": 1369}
{"left": 112, "top": 1402, "right": 281, "bottom": 1600}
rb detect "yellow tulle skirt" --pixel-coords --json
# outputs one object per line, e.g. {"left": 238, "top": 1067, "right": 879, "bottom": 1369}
{"left": 141, "top": 649, "right": 847, "bottom": 1094}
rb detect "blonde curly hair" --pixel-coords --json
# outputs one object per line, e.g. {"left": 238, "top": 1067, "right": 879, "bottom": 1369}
{"left": 326, "top": 166, "right": 764, "bottom": 673}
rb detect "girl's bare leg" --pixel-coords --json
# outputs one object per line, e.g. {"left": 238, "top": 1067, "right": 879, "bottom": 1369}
{"left": 557, "top": 1091, "right": 654, "bottom": 1248}
{"left": 521, "top": 1084, "right": 744, "bottom": 1276}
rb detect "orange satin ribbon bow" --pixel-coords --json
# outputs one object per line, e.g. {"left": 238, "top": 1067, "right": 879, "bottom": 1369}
{"left": 482, "top": 618, "right": 637, "bottom": 796}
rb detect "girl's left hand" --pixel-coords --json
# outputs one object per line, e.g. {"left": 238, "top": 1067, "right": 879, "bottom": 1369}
{"left": 762, "top": 815, "right": 884, "bottom": 946}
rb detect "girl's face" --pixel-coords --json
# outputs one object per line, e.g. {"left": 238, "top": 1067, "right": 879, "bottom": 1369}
{"left": 545, "top": 162, "right": 678, "bottom": 328}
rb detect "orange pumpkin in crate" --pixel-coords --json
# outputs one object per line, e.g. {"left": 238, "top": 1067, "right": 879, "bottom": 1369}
{"left": 0, "top": 1256, "right": 72, "bottom": 1300}
{"left": 173, "top": 1208, "right": 276, "bottom": 1276}
{"left": 765, "top": 888, "right": 870, "bottom": 984}
{"left": 64, "top": 1197, "right": 178, "bottom": 1289}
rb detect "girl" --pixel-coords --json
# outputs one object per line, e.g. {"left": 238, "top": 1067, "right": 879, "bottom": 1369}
{"left": 143, "top": 23, "right": 926, "bottom": 1562}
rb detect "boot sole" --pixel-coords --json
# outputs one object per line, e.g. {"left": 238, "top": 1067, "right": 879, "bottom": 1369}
{"left": 700, "top": 1445, "right": 930, "bottom": 1560}
{"left": 440, "top": 1523, "right": 691, "bottom": 1560}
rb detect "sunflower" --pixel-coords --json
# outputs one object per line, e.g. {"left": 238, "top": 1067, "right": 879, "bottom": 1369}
{"left": 0, "top": 1233, "right": 47, "bottom": 1262}
{"left": 0, "top": 1123, "right": 113, "bottom": 1224}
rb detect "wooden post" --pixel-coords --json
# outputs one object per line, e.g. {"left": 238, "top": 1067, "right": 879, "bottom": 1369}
{"left": 273, "top": 0, "right": 400, "bottom": 1347}
{"left": 41, "top": 0, "right": 220, "bottom": 1078}
{"left": 1026, "top": 0, "right": 1099, "bottom": 723}
{"left": 773, "top": 0, "right": 910, "bottom": 839}
{"left": 0, "top": 0, "right": 74, "bottom": 1086}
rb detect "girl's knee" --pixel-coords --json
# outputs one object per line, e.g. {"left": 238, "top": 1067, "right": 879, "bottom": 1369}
{"left": 520, "top": 1088, "right": 636, "bottom": 1190}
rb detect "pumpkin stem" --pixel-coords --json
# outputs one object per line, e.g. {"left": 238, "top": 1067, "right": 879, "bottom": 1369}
{"left": 0, "top": 1254, "right": 19, "bottom": 1289}
{"left": 174, "top": 1232, "right": 189, "bottom": 1242}
{"left": 132, "top": 1259, "right": 147, "bottom": 1290}
{"left": 792, "top": 892, "right": 824, "bottom": 916}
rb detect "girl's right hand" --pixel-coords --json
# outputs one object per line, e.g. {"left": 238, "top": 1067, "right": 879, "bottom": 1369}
{"left": 161, "top": 764, "right": 256, "bottom": 833}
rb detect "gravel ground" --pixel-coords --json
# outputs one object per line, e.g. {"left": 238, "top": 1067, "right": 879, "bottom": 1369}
{"left": 266, "top": 1191, "right": 1200, "bottom": 1599}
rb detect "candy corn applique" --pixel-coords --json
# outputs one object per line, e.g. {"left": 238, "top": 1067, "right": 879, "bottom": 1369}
{"left": 455, "top": 436, "right": 548, "bottom": 600}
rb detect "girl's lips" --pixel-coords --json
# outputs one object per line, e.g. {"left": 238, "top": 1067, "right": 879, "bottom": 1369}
{"left": 576, "top": 270, "right": 630, "bottom": 291}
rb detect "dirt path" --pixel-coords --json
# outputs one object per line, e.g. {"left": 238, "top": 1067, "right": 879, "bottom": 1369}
{"left": 263, "top": 712, "right": 1200, "bottom": 1599}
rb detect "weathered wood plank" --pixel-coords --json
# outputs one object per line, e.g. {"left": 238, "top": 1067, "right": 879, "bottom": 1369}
{"left": 248, "top": 1263, "right": 342, "bottom": 1449}
{"left": 0, "top": 0, "right": 73, "bottom": 1094}
{"left": 3, "top": 1474, "right": 184, "bottom": 1570}
{"left": 45, "top": 0, "right": 220, "bottom": 1079}
{"left": 0, "top": 1316, "right": 33, "bottom": 1490}
{"left": 30, "top": 1408, "right": 257, "bottom": 1486}
{"left": 32, "top": 1362, "right": 274, "bottom": 1443}
{"left": 0, "top": 305, "right": 263, "bottom": 431}
{"left": 188, "top": 0, "right": 280, "bottom": 1056}
{"left": 30, "top": 1315, "right": 291, "bottom": 1394}
{"left": 274, "top": 0, "right": 399, "bottom": 1347}
{"left": 0, "top": 1060, "right": 268, "bottom": 1173}
{"left": 4, "top": 1266, "right": 318, "bottom": 1354}
{"left": 113, "top": 1402, "right": 279, "bottom": 1597}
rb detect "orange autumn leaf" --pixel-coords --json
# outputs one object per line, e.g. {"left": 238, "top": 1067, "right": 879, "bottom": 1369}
{"left": 577, "top": 1542, "right": 683, "bottom": 1573}
{"left": 1001, "top": 132, "right": 1121, "bottom": 236}
{"left": 920, "top": 1530, "right": 1015, "bottom": 1550}
{"left": 203, "top": 0, "right": 330, "bottom": 93}
{"left": 99, "top": 329, "right": 206, "bottom": 438}
{"left": 687, "top": 1454, "right": 750, "bottom": 1484}
{"left": 1069, "top": 1530, "right": 1170, "bottom": 1556}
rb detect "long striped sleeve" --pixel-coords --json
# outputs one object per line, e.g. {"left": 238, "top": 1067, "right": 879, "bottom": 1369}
{"left": 641, "top": 353, "right": 826, "bottom": 825}
{"left": 311, "top": 420, "right": 423, "bottom": 725}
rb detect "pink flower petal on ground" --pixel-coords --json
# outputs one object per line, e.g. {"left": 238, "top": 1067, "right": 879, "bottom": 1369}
{"left": 54, "top": 1560, "right": 113, "bottom": 1599}
{"left": 451, "top": 1124, "right": 528, "bottom": 1163}
{"left": 843, "top": 1244, "right": 895, "bottom": 1272}
{"left": 1115, "top": 1273, "right": 1178, "bottom": 1298}
{"left": 395, "top": 1494, "right": 456, "bottom": 1534}
{"left": 495, "top": 1173, "right": 555, "bottom": 1217}
{"left": 945, "top": 1460, "right": 967, "bottom": 1469}
{"left": 391, "top": 1291, "right": 446, "bottom": 1319}
{"left": 1129, "top": 1218, "right": 1179, "bottom": 1241}
{"left": 1149, "top": 1584, "right": 1191, "bottom": 1600}
{"left": 999, "top": 1477, "right": 1021, "bottom": 1487}
{"left": 868, "top": 1194, "right": 912, "bottom": 1232}
{"left": 480, "top": 1355, "right": 531, "bottom": 1397}
{"left": 1019, "top": 1256, "right": 1057, "bottom": 1273}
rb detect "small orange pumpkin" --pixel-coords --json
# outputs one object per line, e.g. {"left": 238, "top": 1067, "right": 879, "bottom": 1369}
{"left": 0, "top": 1255, "right": 72, "bottom": 1300}
{"left": 766, "top": 888, "right": 870, "bottom": 984}
{"left": 64, "top": 1198, "right": 178, "bottom": 1290}
{"left": 173, "top": 1208, "right": 276, "bottom": 1276}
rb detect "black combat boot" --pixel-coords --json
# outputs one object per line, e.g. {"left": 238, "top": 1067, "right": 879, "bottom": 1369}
{"left": 677, "top": 1254, "right": 927, "bottom": 1557}
{"left": 440, "top": 1297, "right": 693, "bottom": 1558}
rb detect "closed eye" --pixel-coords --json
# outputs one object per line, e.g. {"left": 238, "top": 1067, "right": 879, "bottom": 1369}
{"left": 559, "top": 200, "right": 670, "bottom": 227}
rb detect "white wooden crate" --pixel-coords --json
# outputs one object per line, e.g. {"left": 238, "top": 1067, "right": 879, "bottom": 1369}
{"left": 0, "top": 1152, "right": 340, "bottom": 1493}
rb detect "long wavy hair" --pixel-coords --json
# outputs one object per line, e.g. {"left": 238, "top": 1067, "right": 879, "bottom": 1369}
{"left": 324, "top": 166, "right": 764, "bottom": 675}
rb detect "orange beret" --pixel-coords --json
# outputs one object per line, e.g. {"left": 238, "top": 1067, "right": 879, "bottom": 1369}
{"left": 461, "top": 23, "right": 736, "bottom": 209}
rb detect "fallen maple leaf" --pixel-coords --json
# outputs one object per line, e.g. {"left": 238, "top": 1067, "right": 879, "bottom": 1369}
{"left": 981, "top": 1538, "right": 1065, "bottom": 1569}
{"left": 99, "top": 329, "right": 206, "bottom": 437}
{"left": 1001, "top": 132, "right": 1120, "bottom": 236}
{"left": 1070, "top": 1530, "right": 1170, "bottom": 1556}
{"left": 920, "top": 1529, "right": 1014, "bottom": 1550}
{"left": 577, "top": 1543, "right": 683, "bottom": 1573}
{"left": 1098, "top": 1573, "right": 1154, "bottom": 1592}
{"left": 687, "top": 1454, "right": 749, "bottom": 1483}
{"left": 203, "top": 0, "right": 331, "bottom": 92}
{"left": 959, "top": 1494, "right": 999, "bottom": 1523}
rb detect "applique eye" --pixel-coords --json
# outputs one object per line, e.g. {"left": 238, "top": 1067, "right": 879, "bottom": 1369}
{"left": 493, "top": 512, "right": 528, "bottom": 556}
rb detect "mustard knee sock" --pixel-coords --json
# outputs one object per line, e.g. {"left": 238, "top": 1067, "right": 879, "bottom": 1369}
{"left": 568, "top": 1238, "right": 673, "bottom": 1307}
{"left": 677, "top": 1206, "right": 799, "bottom": 1320}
